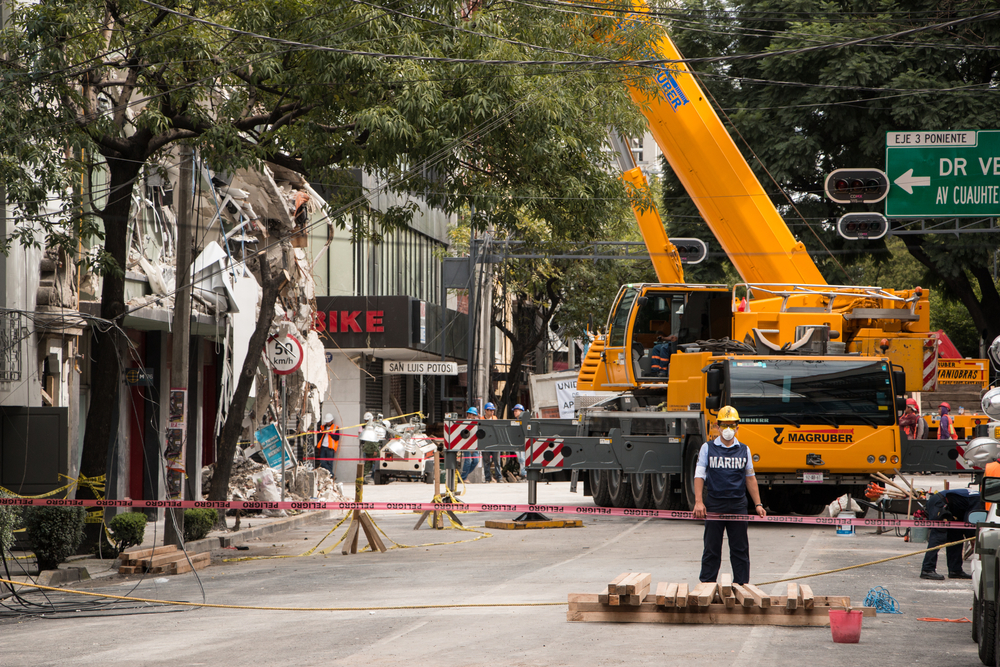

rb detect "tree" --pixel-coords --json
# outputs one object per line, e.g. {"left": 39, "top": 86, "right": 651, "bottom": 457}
{"left": 458, "top": 172, "right": 657, "bottom": 415}
{"left": 1, "top": 0, "right": 652, "bottom": 488}
{"left": 664, "top": 0, "right": 1000, "bottom": 344}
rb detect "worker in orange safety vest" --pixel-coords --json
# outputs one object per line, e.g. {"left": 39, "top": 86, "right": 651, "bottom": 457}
{"left": 316, "top": 413, "right": 340, "bottom": 476}
{"left": 985, "top": 455, "right": 1000, "bottom": 512}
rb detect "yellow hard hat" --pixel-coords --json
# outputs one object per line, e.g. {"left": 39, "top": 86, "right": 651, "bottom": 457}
{"left": 717, "top": 406, "right": 740, "bottom": 423}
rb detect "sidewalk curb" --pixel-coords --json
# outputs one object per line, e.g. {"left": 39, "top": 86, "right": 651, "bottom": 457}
{"left": 216, "top": 510, "right": 339, "bottom": 548}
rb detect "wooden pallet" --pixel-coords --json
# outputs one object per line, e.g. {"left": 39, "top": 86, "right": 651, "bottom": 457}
{"left": 118, "top": 546, "right": 211, "bottom": 575}
{"left": 570, "top": 574, "right": 875, "bottom": 626}
{"left": 484, "top": 519, "right": 584, "bottom": 530}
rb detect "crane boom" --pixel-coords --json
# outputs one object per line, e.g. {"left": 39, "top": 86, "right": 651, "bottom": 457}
{"left": 607, "top": 131, "right": 686, "bottom": 283}
{"left": 613, "top": 3, "right": 826, "bottom": 286}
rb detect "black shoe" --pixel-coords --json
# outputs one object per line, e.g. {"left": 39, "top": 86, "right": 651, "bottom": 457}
{"left": 949, "top": 571, "right": 972, "bottom": 579}
{"left": 920, "top": 571, "right": 945, "bottom": 580}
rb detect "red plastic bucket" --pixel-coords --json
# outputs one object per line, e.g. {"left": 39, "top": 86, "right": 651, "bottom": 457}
{"left": 829, "top": 609, "right": 863, "bottom": 643}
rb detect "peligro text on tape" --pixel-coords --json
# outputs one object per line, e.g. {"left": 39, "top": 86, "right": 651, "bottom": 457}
{"left": 0, "top": 496, "right": 967, "bottom": 529}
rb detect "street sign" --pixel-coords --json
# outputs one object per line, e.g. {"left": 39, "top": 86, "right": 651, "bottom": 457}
{"left": 267, "top": 334, "right": 303, "bottom": 375}
{"left": 886, "top": 130, "right": 1000, "bottom": 217}
{"left": 255, "top": 423, "right": 294, "bottom": 470}
{"left": 383, "top": 360, "right": 458, "bottom": 375}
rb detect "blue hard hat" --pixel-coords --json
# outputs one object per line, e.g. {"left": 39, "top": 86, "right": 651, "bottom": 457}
{"left": 484, "top": 402, "right": 496, "bottom": 411}
{"left": 513, "top": 404, "right": 525, "bottom": 411}
{"left": 466, "top": 406, "right": 479, "bottom": 416}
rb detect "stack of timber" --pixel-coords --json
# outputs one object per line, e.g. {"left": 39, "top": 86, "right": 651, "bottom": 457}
{"left": 598, "top": 573, "right": 652, "bottom": 606}
{"left": 569, "top": 574, "right": 875, "bottom": 626}
{"left": 118, "top": 545, "right": 211, "bottom": 575}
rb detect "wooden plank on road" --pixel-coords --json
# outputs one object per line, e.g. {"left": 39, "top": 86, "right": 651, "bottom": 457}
{"left": 800, "top": 584, "right": 814, "bottom": 610}
{"left": 656, "top": 582, "right": 678, "bottom": 607}
{"left": 689, "top": 582, "right": 717, "bottom": 607}
{"left": 608, "top": 573, "right": 629, "bottom": 595}
{"left": 742, "top": 584, "right": 770, "bottom": 609}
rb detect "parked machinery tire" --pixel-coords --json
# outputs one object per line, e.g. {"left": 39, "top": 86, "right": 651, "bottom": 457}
{"left": 651, "top": 473, "right": 671, "bottom": 510}
{"left": 979, "top": 587, "right": 996, "bottom": 665}
{"left": 765, "top": 488, "right": 792, "bottom": 516}
{"left": 993, "top": 589, "right": 1000, "bottom": 667}
{"left": 423, "top": 469, "right": 434, "bottom": 484}
{"left": 372, "top": 468, "right": 385, "bottom": 485}
{"left": 652, "top": 473, "right": 686, "bottom": 511}
{"left": 796, "top": 502, "right": 828, "bottom": 516}
{"left": 589, "top": 469, "right": 613, "bottom": 508}
{"left": 630, "top": 473, "right": 654, "bottom": 509}
{"left": 608, "top": 469, "right": 636, "bottom": 508}
{"left": 973, "top": 587, "right": 981, "bottom": 644}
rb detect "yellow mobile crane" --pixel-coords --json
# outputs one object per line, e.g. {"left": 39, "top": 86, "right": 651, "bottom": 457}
{"left": 448, "top": 1, "right": 947, "bottom": 512}
{"left": 566, "top": 1, "right": 939, "bottom": 512}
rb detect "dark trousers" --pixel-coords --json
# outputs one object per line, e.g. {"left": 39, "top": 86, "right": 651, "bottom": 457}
{"left": 921, "top": 528, "right": 974, "bottom": 574}
{"left": 699, "top": 497, "right": 751, "bottom": 585}
{"left": 481, "top": 451, "right": 502, "bottom": 481}
{"left": 316, "top": 448, "right": 336, "bottom": 475}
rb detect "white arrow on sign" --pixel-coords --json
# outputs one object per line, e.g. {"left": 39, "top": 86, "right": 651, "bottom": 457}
{"left": 894, "top": 169, "right": 932, "bottom": 194}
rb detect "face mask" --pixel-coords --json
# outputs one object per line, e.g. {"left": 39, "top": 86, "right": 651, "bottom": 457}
{"left": 721, "top": 427, "right": 736, "bottom": 441}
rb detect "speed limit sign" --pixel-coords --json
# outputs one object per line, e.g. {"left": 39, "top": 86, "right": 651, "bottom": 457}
{"left": 267, "top": 334, "right": 303, "bottom": 375}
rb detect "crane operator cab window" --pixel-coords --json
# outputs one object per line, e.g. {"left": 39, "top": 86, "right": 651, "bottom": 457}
{"left": 630, "top": 293, "right": 684, "bottom": 381}
{"left": 629, "top": 290, "right": 733, "bottom": 382}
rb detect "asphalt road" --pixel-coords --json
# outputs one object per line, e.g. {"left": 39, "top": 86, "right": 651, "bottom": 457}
{"left": 0, "top": 480, "right": 984, "bottom": 666}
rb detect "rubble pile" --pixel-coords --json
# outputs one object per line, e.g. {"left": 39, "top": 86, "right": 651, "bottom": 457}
{"left": 201, "top": 445, "right": 349, "bottom": 515}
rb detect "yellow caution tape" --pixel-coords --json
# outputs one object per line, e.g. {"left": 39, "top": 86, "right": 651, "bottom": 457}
{"left": 755, "top": 536, "right": 976, "bottom": 586}
{"left": 0, "top": 576, "right": 565, "bottom": 611}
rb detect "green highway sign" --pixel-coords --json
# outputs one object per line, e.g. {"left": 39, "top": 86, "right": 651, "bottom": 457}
{"left": 885, "top": 130, "right": 1000, "bottom": 218}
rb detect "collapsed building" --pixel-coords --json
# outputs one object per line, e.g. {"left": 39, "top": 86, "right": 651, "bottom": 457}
{"left": 0, "top": 149, "right": 470, "bottom": 508}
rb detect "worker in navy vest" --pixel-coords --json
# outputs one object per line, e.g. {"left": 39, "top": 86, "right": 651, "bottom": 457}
{"left": 693, "top": 406, "right": 766, "bottom": 585}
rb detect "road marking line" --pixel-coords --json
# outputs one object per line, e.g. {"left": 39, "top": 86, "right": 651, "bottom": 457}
{"left": 733, "top": 529, "right": 822, "bottom": 664}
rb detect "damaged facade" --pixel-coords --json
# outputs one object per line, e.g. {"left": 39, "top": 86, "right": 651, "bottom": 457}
{"left": 0, "top": 150, "right": 468, "bottom": 505}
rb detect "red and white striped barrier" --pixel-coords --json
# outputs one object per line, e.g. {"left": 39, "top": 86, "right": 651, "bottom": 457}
{"left": 923, "top": 337, "right": 939, "bottom": 391}
{"left": 444, "top": 420, "right": 480, "bottom": 450}
{"left": 526, "top": 437, "right": 566, "bottom": 468}
{"left": 0, "top": 496, "right": 972, "bottom": 529}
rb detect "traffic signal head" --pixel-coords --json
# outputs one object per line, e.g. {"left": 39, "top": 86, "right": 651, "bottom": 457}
{"left": 837, "top": 212, "right": 888, "bottom": 240}
{"left": 671, "top": 238, "right": 707, "bottom": 264}
{"left": 825, "top": 168, "right": 889, "bottom": 204}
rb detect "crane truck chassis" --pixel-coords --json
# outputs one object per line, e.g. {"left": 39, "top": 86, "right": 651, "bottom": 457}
{"left": 443, "top": 282, "right": 971, "bottom": 513}
{"left": 444, "top": 397, "right": 971, "bottom": 513}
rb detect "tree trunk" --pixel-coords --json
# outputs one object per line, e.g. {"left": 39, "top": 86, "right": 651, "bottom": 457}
{"left": 79, "top": 157, "right": 141, "bottom": 488}
{"left": 968, "top": 264, "right": 1000, "bottom": 345}
{"left": 495, "top": 297, "right": 557, "bottom": 415}
{"left": 207, "top": 253, "right": 280, "bottom": 524}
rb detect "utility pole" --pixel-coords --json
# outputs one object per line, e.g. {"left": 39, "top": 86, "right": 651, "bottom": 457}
{"left": 164, "top": 144, "right": 193, "bottom": 546}
{"left": 1, "top": 0, "right": 10, "bottom": 309}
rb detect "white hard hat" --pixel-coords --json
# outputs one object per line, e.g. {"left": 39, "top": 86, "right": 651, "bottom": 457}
{"left": 323, "top": 413, "right": 334, "bottom": 423}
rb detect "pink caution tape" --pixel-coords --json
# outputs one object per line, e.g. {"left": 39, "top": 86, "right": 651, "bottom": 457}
{"left": 0, "top": 496, "right": 969, "bottom": 529}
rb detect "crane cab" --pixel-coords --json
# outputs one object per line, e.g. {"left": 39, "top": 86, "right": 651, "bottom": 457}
{"left": 578, "top": 283, "right": 731, "bottom": 391}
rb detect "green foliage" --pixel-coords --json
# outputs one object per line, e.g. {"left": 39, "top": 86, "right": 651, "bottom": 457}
{"left": 22, "top": 506, "right": 86, "bottom": 571}
{"left": 183, "top": 509, "right": 217, "bottom": 543}
{"left": 0, "top": 490, "right": 20, "bottom": 558}
{"left": 664, "top": 0, "right": 1000, "bottom": 340}
{"left": 846, "top": 238, "right": 987, "bottom": 356}
{"left": 107, "top": 512, "right": 147, "bottom": 556}
{"left": 1, "top": 0, "right": 653, "bottom": 488}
